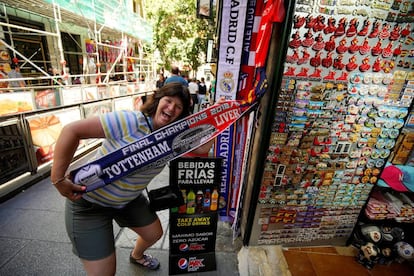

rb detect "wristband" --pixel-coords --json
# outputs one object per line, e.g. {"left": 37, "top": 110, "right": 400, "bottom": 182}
{"left": 52, "top": 176, "right": 67, "bottom": 186}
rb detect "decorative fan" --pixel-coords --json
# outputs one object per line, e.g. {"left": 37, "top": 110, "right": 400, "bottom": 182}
{"left": 29, "top": 115, "right": 62, "bottom": 147}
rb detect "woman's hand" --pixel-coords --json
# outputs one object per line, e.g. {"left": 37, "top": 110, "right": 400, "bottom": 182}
{"left": 53, "top": 177, "right": 86, "bottom": 201}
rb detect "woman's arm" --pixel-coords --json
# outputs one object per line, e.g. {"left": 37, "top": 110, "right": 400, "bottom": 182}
{"left": 51, "top": 116, "right": 105, "bottom": 200}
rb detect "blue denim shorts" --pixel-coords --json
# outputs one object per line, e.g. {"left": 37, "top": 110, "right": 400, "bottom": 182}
{"left": 65, "top": 194, "right": 157, "bottom": 260}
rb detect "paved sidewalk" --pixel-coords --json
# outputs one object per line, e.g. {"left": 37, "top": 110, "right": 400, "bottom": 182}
{"left": 0, "top": 161, "right": 242, "bottom": 275}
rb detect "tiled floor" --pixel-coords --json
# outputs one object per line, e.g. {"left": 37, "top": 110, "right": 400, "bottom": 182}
{"left": 283, "top": 246, "right": 413, "bottom": 276}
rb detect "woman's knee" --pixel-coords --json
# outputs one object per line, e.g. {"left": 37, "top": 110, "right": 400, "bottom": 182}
{"left": 131, "top": 219, "right": 163, "bottom": 242}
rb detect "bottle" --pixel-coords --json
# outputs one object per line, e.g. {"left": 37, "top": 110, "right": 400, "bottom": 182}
{"left": 210, "top": 189, "right": 219, "bottom": 211}
{"left": 186, "top": 189, "right": 196, "bottom": 214}
{"left": 203, "top": 189, "right": 211, "bottom": 213}
{"left": 196, "top": 190, "right": 204, "bottom": 213}
{"left": 178, "top": 189, "right": 187, "bottom": 214}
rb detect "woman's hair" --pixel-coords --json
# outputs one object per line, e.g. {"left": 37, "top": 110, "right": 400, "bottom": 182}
{"left": 141, "top": 82, "right": 191, "bottom": 119}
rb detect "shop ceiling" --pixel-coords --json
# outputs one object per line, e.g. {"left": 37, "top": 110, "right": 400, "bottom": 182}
{"left": 1, "top": 0, "right": 152, "bottom": 43}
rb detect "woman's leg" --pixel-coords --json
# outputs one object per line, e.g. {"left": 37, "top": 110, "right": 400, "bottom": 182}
{"left": 82, "top": 252, "right": 116, "bottom": 276}
{"left": 129, "top": 217, "right": 163, "bottom": 260}
{"left": 65, "top": 198, "right": 116, "bottom": 275}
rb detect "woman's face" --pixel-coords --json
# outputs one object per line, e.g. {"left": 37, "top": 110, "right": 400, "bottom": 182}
{"left": 153, "top": 96, "right": 184, "bottom": 129}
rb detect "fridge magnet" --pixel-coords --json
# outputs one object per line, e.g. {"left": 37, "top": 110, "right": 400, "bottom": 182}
{"left": 312, "top": 33, "right": 325, "bottom": 51}
{"left": 382, "top": 42, "right": 394, "bottom": 58}
{"left": 346, "top": 18, "right": 359, "bottom": 37}
{"left": 333, "top": 55, "right": 345, "bottom": 70}
{"left": 358, "top": 19, "right": 371, "bottom": 36}
{"left": 368, "top": 20, "right": 381, "bottom": 38}
{"left": 310, "top": 51, "right": 322, "bottom": 67}
{"left": 359, "top": 38, "right": 371, "bottom": 55}
{"left": 286, "top": 49, "right": 300, "bottom": 63}
{"left": 302, "top": 29, "right": 315, "bottom": 47}
{"left": 321, "top": 52, "right": 333, "bottom": 68}
{"left": 305, "top": 15, "right": 315, "bottom": 29}
{"left": 381, "top": 60, "right": 395, "bottom": 73}
{"left": 324, "top": 17, "right": 336, "bottom": 34}
{"left": 325, "top": 35, "right": 337, "bottom": 52}
{"left": 336, "top": 38, "right": 348, "bottom": 54}
{"left": 283, "top": 66, "right": 296, "bottom": 76}
{"left": 389, "top": 24, "right": 401, "bottom": 40}
{"left": 393, "top": 43, "right": 402, "bottom": 56}
{"left": 296, "top": 67, "right": 310, "bottom": 78}
{"left": 372, "top": 58, "right": 382, "bottom": 72}
{"left": 297, "top": 49, "right": 311, "bottom": 65}
{"left": 359, "top": 57, "right": 371, "bottom": 72}
{"left": 346, "top": 56, "right": 358, "bottom": 71}
{"left": 371, "top": 40, "right": 383, "bottom": 56}
{"left": 288, "top": 31, "right": 301, "bottom": 48}
{"left": 334, "top": 17, "right": 347, "bottom": 37}
{"left": 379, "top": 23, "right": 391, "bottom": 40}
{"left": 336, "top": 71, "right": 349, "bottom": 82}
{"left": 309, "top": 68, "right": 322, "bottom": 79}
{"left": 348, "top": 37, "right": 360, "bottom": 54}
{"left": 312, "top": 15, "right": 326, "bottom": 32}
{"left": 293, "top": 15, "right": 306, "bottom": 29}
{"left": 400, "top": 23, "right": 411, "bottom": 38}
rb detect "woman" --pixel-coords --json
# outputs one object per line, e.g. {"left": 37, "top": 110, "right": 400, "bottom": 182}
{"left": 51, "top": 83, "right": 212, "bottom": 275}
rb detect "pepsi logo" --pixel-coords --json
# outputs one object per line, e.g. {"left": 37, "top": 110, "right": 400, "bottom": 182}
{"left": 178, "top": 258, "right": 188, "bottom": 270}
{"left": 179, "top": 243, "right": 189, "bottom": 251}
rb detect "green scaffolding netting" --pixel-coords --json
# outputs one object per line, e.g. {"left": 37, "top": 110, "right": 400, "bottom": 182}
{"left": 45, "top": 0, "right": 152, "bottom": 43}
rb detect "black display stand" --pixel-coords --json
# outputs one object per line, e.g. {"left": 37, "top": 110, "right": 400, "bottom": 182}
{"left": 168, "top": 157, "right": 222, "bottom": 275}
